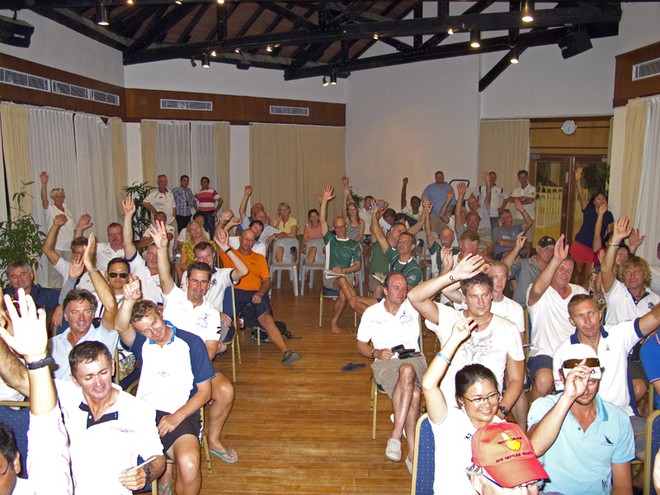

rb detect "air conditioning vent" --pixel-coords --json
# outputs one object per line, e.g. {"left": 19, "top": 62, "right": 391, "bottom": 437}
{"left": 0, "top": 67, "right": 50, "bottom": 92}
{"left": 269, "top": 105, "right": 309, "bottom": 116}
{"left": 160, "top": 99, "right": 213, "bottom": 111}
{"left": 52, "top": 80, "right": 89, "bottom": 100}
{"left": 632, "top": 57, "right": 660, "bottom": 81}
{"left": 91, "top": 89, "right": 120, "bottom": 106}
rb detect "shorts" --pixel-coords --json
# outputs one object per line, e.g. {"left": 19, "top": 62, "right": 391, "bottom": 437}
{"left": 323, "top": 271, "right": 355, "bottom": 290}
{"left": 156, "top": 409, "right": 201, "bottom": 454}
{"left": 569, "top": 240, "right": 595, "bottom": 264}
{"left": 527, "top": 354, "right": 553, "bottom": 381}
{"left": 372, "top": 355, "right": 428, "bottom": 397}
{"left": 223, "top": 289, "right": 272, "bottom": 321}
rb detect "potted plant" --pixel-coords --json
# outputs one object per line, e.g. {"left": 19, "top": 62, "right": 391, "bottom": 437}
{"left": 0, "top": 182, "right": 46, "bottom": 284}
{"left": 123, "top": 181, "right": 154, "bottom": 241}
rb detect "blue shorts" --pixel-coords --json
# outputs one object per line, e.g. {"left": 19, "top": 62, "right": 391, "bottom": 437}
{"left": 527, "top": 354, "right": 553, "bottom": 381}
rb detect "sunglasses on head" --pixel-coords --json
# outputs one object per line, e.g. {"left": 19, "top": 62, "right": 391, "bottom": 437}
{"left": 108, "top": 272, "right": 129, "bottom": 279}
{"left": 562, "top": 358, "right": 601, "bottom": 369}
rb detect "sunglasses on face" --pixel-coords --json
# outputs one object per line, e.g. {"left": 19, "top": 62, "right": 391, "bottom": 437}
{"left": 562, "top": 358, "right": 601, "bottom": 369}
{"left": 108, "top": 272, "right": 129, "bottom": 279}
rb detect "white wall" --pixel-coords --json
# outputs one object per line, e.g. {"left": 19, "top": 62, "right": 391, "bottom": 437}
{"left": 346, "top": 57, "right": 481, "bottom": 206}
{"left": 0, "top": 10, "right": 124, "bottom": 87}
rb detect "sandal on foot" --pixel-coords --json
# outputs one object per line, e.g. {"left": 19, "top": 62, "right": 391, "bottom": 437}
{"left": 210, "top": 447, "right": 239, "bottom": 464}
{"left": 282, "top": 350, "right": 301, "bottom": 364}
{"left": 157, "top": 481, "right": 173, "bottom": 495}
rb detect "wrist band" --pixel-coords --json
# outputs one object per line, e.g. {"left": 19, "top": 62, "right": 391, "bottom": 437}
{"left": 89, "top": 268, "right": 100, "bottom": 275}
{"left": 143, "top": 465, "right": 151, "bottom": 483}
{"left": 436, "top": 352, "right": 451, "bottom": 365}
{"left": 26, "top": 356, "right": 55, "bottom": 370}
{"left": 224, "top": 248, "right": 232, "bottom": 254}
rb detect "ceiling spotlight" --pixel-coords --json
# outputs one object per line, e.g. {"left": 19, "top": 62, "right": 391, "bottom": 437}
{"left": 202, "top": 53, "right": 210, "bottom": 68}
{"left": 235, "top": 48, "right": 241, "bottom": 54}
{"left": 126, "top": 0, "right": 134, "bottom": 5}
{"left": 521, "top": 0, "right": 534, "bottom": 23}
{"left": 330, "top": 72, "right": 337, "bottom": 85}
{"left": 266, "top": 45, "right": 273, "bottom": 53}
{"left": 470, "top": 29, "right": 480, "bottom": 48}
{"left": 322, "top": 76, "right": 329, "bottom": 87}
{"left": 175, "top": 0, "right": 182, "bottom": 5}
{"left": 190, "top": 57, "right": 197, "bottom": 68}
{"left": 509, "top": 46, "right": 520, "bottom": 64}
{"left": 210, "top": 50, "right": 216, "bottom": 57}
{"left": 217, "top": 0, "right": 224, "bottom": 3}
{"left": 447, "top": 27, "right": 454, "bottom": 35}
{"left": 373, "top": 33, "right": 379, "bottom": 40}
{"left": 96, "top": 4, "right": 109, "bottom": 26}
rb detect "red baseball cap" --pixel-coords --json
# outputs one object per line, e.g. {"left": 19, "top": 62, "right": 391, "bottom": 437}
{"left": 471, "top": 422, "right": 548, "bottom": 488}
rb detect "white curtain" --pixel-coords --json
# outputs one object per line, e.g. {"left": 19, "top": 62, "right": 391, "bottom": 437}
{"left": 74, "top": 113, "right": 119, "bottom": 236}
{"left": 0, "top": 127, "right": 7, "bottom": 224}
{"left": 191, "top": 121, "right": 220, "bottom": 195}
{"left": 155, "top": 121, "right": 191, "bottom": 185}
{"left": 634, "top": 96, "right": 660, "bottom": 263}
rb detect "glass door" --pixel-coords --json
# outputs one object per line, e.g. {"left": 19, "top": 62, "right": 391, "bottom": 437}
{"left": 530, "top": 155, "right": 608, "bottom": 244}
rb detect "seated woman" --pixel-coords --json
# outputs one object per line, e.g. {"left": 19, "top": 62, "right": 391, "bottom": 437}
{"left": 177, "top": 220, "right": 212, "bottom": 281}
{"left": 273, "top": 202, "right": 298, "bottom": 262}
{"left": 303, "top": 208, "right": 323, "bottom": 264}
{"left": 346, "top": 201, "right": 365, "bottom": 243}
{"left": 421, "top": 317, "right": 501, "bottom": 495}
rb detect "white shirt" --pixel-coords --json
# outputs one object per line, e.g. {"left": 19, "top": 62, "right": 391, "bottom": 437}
{"left": 144, "top": 189, "right": 176, "bottom": 225}
{"left": 127, "top": 253, "right": 164, "bottom": 305}
{"left": 491, "top": 296, "right": 525, "bottom": 334}
{"left": 95, "top": 242, "right": 125, "bottom": 272}
{"left": 603, "top": 279, "right": 659, "bottom": 325}
{"left": 509, "top": 184, "right": 536, "bottom": 220}
{"left": 357, "top": 299, "right": 420, "bottom": 351}
{"left": 180, "top": 267, "right": 235, "bottom": 312}
{"left": 45, "top": 204, "right": 75, "bottom": 252}
{"left": 479, "top": 185, "right": 506, "bottom": 218}
{"left": 54, "top": 257, "right": 95, "bottom": 293}
{"left": 50, "top": 323, "right": 119, "bottom": 380}
{"left": 163, "top": 285, "right": 221, "bottom": 343}
{"left": 527, "top": 283, "right": 588, "bottom": 357}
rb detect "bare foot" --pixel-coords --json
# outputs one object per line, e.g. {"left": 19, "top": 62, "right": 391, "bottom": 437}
{"left": 218, "top": 342, "right": 228, "bottom": 353}
{"left": 331, "top": 325, "right": 342, "bottom": 334}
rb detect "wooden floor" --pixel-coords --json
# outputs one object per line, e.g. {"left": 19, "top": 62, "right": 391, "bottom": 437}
{"left": 202, "top": 275, "right": 434, "bottom": 495}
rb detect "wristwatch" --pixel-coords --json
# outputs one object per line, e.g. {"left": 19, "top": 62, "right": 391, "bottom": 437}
{"left": 26, "top": 356, "right": 55, "bottom": 370}
{"left": 498, "top": 405, "right": 509, "bottom": 417}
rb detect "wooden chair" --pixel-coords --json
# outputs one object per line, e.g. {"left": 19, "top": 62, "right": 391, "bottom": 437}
{"left": 224, "top": 285, "right": 242, "bottom": 378}
{"left": 410, "top": 413, "right": 435, "bottom": 495}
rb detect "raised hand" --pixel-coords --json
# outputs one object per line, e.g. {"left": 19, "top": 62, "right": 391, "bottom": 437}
{"left": 453, "top": 253, "right": 485, "bottom": 280}
{"left": 76, "top": 214, "right": 94, "bottom": 232}
{"left": 214, "top": 227, "right": 229, "bottom": 251}
{"left": 482, "top": 172, "right": 491, "bottom": 185}
{"left": 563, "top": 361, "right": 591, "bottom": 400}
{"left": 322, "top": 185, "right": 335, "bottom": 202}
{"left": 341, "top": 176, "right": 350, "bottom": 188}
{"left": 147, "top": 221, "right": 168, "bottom": 249}
{"left": 243, "top": 185, "right": 253, "bottom": 197}
{"left": 513, "top": 198, "right": 524, "bottom": 212}
{"left": 0, "top": 289, "right": 48, "bottom": 361}
{"left": 457, "top": 182, "right": 467, "bottom": 197}
{"left": 553, "top": 234, "right": 569, "bottom": 261}
{"left": 446, "top": 188, "right": 455, "bottom": 201}
{"left": 422, "top": 196, "right": 433, "bottom": 214}
{"left": 402, "top": 177, "right": 408, "bottom": 185}
{"left": 122, "top": 195, "right": 136, "bottom": 217}
{"left": 123, "top": 276, "right": 142, "bottom": 302}
{"left": 53, "top": 214, "right": 68, "bottom": 227}
{"left": 612, "top": 216, "right": 632, "bottom": 244}
{"left": 440, "top": 247, "right": 454, "bottom": 272}
{"left": 596, "top": 201, "right": 607, "bottom": 216}
{"left": 629, "top": 228, "right": 645, "bottom": 250}
{"left": 83, "top": 233, "right": 97, "bottom": 270}
{"left": 450, "top": 317, "right": 477, "bottom": 345}
{"left": 515, "top": 232, "right": 527, "bottom": 250}
{"left": 68, "top": 254, "right": 84, "bottom": 279}
{"left": 220, "top": 210, "right": 234, "bottom": 223}
{"left": 39, "top": 171, "right": 49, "bottom": 184}
{"left": 574, "top": 168, "right": 582, "bottom": 182}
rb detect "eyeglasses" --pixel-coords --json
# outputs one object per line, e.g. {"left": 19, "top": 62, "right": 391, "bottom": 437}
{"left": 562, "top": 358, "right": 601, "bottom": 369}
{"left": 333, "top": 225, "right": 347, "bottom": 229}
{"left": 461, "top": 391, "right": 500, "bottom": 406}
{"left": 108, "top": 272, "right": 129, "bottom": 279}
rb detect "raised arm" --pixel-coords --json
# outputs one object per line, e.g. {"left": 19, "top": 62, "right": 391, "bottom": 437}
{"left": 370, "top": 208, "right": 389, "bottom": 253}
{"left": 83, "top": 234, "right": 117, "bottom": 330}
{"left": 514, "top": 199, "right": 534, "bottom": 233}
{"left": 574, "top": 168, "right": 588, "bottom": 211}
{"left": 320, "top": 185, "right": 334, "bottom": 236}
{"left": 592, "top": 202, "right": 607, "bottom": 254}
{"left": 122, "top": 195, "right": 137, "bottom": 260}
{"left": 502, "top": 232, "right": 526, "bottom": 271}
{"left": 43, "top": 215, "right": 68, "bottom": 265}
{"left": 408, "top": 206, "right": 425, "bottom": 236}
{"left": 74, "top": 214, "right": 94, "bottom": 238}
{"left": 238, "top": 185, "right": 253, "bottom": 220}
{"left": 527, "top": 234, "right": 568, "bottom": 307}
{"left": 408, "top": 254, "right": 485, "bottom": 324}
{"left": 145, "top": 221, "right": 174, "bottom": 295}
{"left": 40, "top": 171, "right": 49, "bottom": 210}
{"left": 438, "top": 187, "right": 454, "bottom": 225}
{"left": 422, "top": 198, "right": 436, "bottom": 248}
{"left": 638, "top": 300, "right": 660, "bottom": 337}
{"left": 0, "top": 311, "right": 29, "bottom": 397}
{"left": 482, "top": 172, "right": 492, "bottom": 209}
{"left": 214, "top": 228, "right": 248, "bottom": 282}
{"left": 114, "top": 278, "right": 140, "bottom": 348}
{"left": 454, "top": 182, "right": 467, "bottom": 229}
{"left": 400, "top": 177, "right": 408, "bottom": 210}
{"left": 602, "top": 216, "right": 631, "bottom": 293}
{"left": 421, "top": 318, "right": 476, "bottom": 423}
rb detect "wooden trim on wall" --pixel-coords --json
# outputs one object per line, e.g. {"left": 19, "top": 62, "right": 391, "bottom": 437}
{"left": 529, "top": 116, "right": 610, "bottom": 156}
{"left": 613, "top": 41, "right": 660, "bottom": 108}
{"left": 0, "top": 53, "right": 125, "bottom": 118}
{"left": 0, "top": 53, "right": 346, "bottom": 126}
{"left": 124, "top": 88, "right": 345, "bottom": 125}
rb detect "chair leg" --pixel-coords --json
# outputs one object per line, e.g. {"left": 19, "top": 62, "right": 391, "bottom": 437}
{"left": 231, "top": 340, "right": 236, "bottom": 383}
{"left": 319, "top": 294, "right": 323, "bottom": 327}
{"left": 292, "top": 267, "right": 299, "bottom": 296}
{"left": 371, "top": 378, "right": 378, "bottom": 440}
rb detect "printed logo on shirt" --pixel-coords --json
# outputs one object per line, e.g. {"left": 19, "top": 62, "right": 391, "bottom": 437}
{"left": 602, "top": 435, "right": 613, "bottom": 446}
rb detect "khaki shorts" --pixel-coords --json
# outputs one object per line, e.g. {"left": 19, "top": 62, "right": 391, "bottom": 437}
{"left": 323, "top": 272, "right": 355, "bottom": 290}
{"left": 372, "top": 355, "right": 428, "bottom": 397}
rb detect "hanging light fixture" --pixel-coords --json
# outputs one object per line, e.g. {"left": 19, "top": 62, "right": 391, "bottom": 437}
{"left": 330, "top": 72, "right": 337, "bottom": 85}
{"left": 447, "top": 27, "right": 454, "bottom": 35}
{"left": 521, "top": 0, "right": 534, "bottom": 23}
{"left": 96, "top": 3, "right": 109, "bottom": 26}
{"left": 202, "top": 53, "right": 210, "bottom": 68}
{"left": 509, "top": 45, "right": 520, "bottom": 64}
{"left": 470, "top": 29, "right": 480, "bottom": 48}
{"left": 322, "top": 76, "right": 329, "bottom": 87}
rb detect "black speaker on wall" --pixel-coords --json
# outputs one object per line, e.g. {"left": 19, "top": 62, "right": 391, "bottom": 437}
{"left": 0, "top": 14, "right": 34, "bottom": 48}
{"left": 558, "top": 28, "right": 592, "bottom": 60}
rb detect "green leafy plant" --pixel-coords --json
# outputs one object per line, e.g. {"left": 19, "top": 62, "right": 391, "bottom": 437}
{"left": 0, "top": 182, "right": 46, "bottom": 284}
{"left": 350, "top": 189, "right": 363, "bottom": 209}
{"left": 123, "top": 181, "right": 154, "bottom": 241}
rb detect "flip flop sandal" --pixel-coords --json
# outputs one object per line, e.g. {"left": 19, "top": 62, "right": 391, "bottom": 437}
{"left": 210, "top": 448, "right": 239, "bottom": 464}
{"left": 341, "top": 362, "right": 366, "bottom": 372}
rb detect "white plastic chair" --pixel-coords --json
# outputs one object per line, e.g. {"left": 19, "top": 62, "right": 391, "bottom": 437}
{"left": 300, "top": 237, "right": 326, "bottom": 295}
{"left": 270, "top": 238, "right": 299, "bottom": 296}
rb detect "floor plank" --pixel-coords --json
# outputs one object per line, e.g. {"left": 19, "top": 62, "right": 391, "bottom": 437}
{"left": 203, "top": 275, "right": 427, "bottom": 495}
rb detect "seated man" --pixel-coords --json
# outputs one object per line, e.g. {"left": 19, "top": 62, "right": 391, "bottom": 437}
{"left": 50, "top": 234, "right": 118, "bottom": 380}
{"left": 149, "top": 222, "right": 240, "bottom": 462}
{"left": 526, "top": 234, "right": 587, "bottom": 401}
{"left": 94, "top": 222, "right": 125, "bottom": 271}
{"left": 454, "top": 180, "right": 493, "bottom": 257}
{"left": 219, "top": 229, "right": 301, "bottom": 364}
{"left": 356, "top": 273, "right": 426, "bottom": 473}
{"left": 116, "top": 294, "right": 214, "bottom": 495}
{"left": 319, "top": 185, "right": 362, "bottom": 334}
{"left": 492, "top": 201, "right": 533, "bottom": 261}
{"left": 528, "top": 344, "right": 635, "bottom": 495}
{"left": 409, "top": 258, "right": 524, "bottom": 419}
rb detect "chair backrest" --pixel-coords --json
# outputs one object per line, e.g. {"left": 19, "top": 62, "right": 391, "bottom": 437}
{"left": 645, "top": 410, "right": 660, "bottom": 495}
{"left": 304, "top": 237, "right": 327, "bottom": 268}
{"left": 411, "top": 413, "right": 435, "bottom": 495}
{"left": 0, "top": 400, "right": 30, "bottom": 477}
{"left": 271, "top": 238, "right": 300, "bottom": 266}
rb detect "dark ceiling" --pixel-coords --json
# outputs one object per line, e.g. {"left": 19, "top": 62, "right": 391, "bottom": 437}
{"left": 6, "top": 1, "right": 635, "bottom": 89}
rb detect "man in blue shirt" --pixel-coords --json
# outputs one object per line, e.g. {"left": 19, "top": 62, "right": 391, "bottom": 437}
{"left": 528, "top": 344, "right": 634, "bottom": 495}
{"left": 172, "top": 175, "right": 196, "bottom": 233}
{"left": 421, "top": 171, "right": 455, "bottom": 233}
